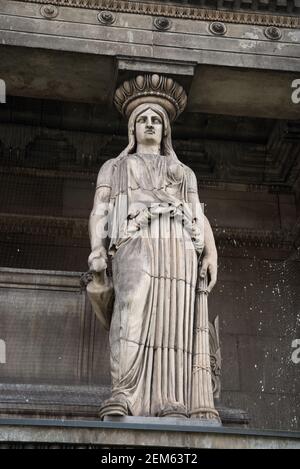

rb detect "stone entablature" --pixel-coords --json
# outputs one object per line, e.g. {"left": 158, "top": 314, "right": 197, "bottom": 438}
{"left": 13, "top": 0, "right": 300, "bottom": 28}
{"left": 1, "top": 1, "right": 299, "bottom": 121}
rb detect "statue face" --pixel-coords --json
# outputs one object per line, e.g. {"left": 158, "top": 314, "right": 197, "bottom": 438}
{"left": 135, "top": 108, "right": 163, "bottom": 147}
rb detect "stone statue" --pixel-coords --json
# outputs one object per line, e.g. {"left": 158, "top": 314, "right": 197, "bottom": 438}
{"left": 87, "top": 74, "right": 220, "bottom": 422}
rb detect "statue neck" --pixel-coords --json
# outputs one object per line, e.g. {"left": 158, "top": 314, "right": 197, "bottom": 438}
{"left": 136, "top": 143, "right": 161, "bottom": 156}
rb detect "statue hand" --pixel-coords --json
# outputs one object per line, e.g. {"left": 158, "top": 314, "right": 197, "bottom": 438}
{"left": 88, "top": 248, "right": 107, "bottom": 273}
{"left": 89, "top": 256, "right": 107, "bottom": 273}
{"left": 200, "top": 254, "right": 218, "bottom": 293}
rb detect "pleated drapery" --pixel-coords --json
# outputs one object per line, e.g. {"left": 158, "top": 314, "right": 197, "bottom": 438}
{"left": 110, "top": 212, "right": 198, "bottom": 416}
{"left": 97, "top": 152, "right": 205, "bottom": 417}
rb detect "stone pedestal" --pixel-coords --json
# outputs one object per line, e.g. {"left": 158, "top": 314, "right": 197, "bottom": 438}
{"left": 0, "top": 417, "right": 299, "bottom": 449}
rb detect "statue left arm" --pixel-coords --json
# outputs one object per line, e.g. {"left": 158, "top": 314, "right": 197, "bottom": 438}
{"left": 187, "top": 168, "right": 218, "bottom": 293}
{"left": 201, "top": 216, "right": 218, "bottom": 293}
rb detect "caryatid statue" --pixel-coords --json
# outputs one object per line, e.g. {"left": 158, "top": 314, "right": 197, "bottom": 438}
{"left": 87, "top": 74, "right": 220, "bottom": 422}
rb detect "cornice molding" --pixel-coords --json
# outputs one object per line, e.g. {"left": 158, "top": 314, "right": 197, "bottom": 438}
{"left": 14, "top": 0, "right": 300, "bottom": 29}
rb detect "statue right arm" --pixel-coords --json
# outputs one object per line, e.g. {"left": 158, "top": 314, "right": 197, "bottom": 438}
{"left": 88, "top": 160, "right": 114, "bottom": 272}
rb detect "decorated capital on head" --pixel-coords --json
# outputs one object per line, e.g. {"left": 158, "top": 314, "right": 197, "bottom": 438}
{"left": 114, "top": 74, "right": 187, "bottom": 122}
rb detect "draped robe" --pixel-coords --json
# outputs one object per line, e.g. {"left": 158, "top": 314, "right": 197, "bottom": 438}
{"left": 96, "top": 152, "right": 204, "bottom": 416}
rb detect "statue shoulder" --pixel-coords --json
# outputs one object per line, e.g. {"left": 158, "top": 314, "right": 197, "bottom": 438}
{"left": 182, "top": 164, "right": 199, "bottom": 193}
{"left": 96, "top": 158, "right": 116, "bottom": 189}
{"left": 98, "top": 158, "right": 116, "bottom": 174}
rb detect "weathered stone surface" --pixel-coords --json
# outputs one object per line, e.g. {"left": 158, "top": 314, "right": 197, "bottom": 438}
{"left": 237, "top": 336, "right": 297, "bottom": 394}
{"left": 0, "top": 269, "right": 84, "bottom": 384}
{"left": 189, "top": 66, "right": 300, "bottom": 119}
{"left": 222, "top": 391, "right": 299, "bottom": 432}
{"left": 219, "top": 334, "right": 240, "bottom": 392}
{"left": 0, "top": 418, "right": 299, "bottom": 449}
{"left": 0, "top": 0, "right": 300, "bottom": 117}
{"left": 204, "top": 189, "right": 281, "bottom": 230}
{"left": 0, "top": 45, "right": 116, "bottom": 104}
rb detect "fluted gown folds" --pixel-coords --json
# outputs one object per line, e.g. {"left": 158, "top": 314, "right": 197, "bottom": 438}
{"left": 97, "top": 153, "right": 204, "bottom": 416}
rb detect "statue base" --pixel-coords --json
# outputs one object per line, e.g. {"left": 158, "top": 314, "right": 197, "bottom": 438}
{"left": 99, "top": 397, "right": 128, "bottom": 420}
{"left": 103, "top": 415, "right": 222, "bottom": 428}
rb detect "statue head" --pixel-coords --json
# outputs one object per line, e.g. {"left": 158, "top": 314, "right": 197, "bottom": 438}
{"left": 126, "top": 103, "right": 172, "bottom": 156}
{"left": 134, "top": 107, "right": 163, "bottom": 150}
{"left": 114, "top": 74, "right": 187, "bottom": 162}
